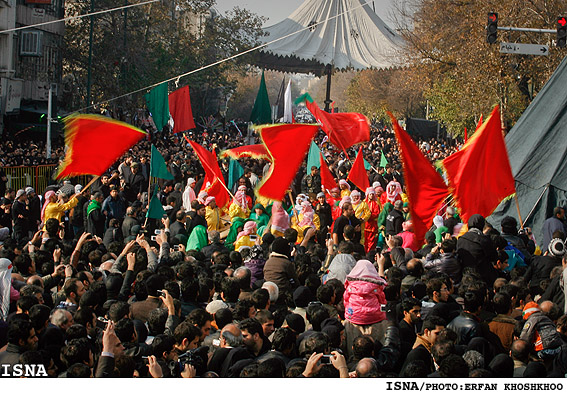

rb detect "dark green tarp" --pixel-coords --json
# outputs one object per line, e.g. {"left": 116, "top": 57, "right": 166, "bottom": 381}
{"left": 489, "top": 55, "right": 567, "bottom": 243}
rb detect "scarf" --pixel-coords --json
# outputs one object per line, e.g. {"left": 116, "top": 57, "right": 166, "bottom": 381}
{"left": 87, "top": 199, "right": 101, "bottom": 217}
{"left": 386, "top": 181, "right": 402, "bottom": 203}
{"left": 234, "top": 191, "right": 248, "bottom": 210}
{"left": 0, "top": 258, "right": 12, "bottom": 321}
{"left": 298, "top": 202, "right": 315, "bottom": 227}
{"left": 237, "top": 221, "right": 257, "bottom": 241}
{"left": 271, "top": 201, "right": 290, "bottom": 233}
{"left": 413, "top": 334, "right": 433, "bottom": 352}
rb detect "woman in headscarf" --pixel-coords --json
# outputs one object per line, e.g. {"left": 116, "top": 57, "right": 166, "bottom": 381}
{"left": 339, "top": 179, "right": 351, "bottom": 198}
{"left": 364, "top": 187, "right": 381, "bottom": 253}
{"left": 41, "top": 190, "right": 79, "bottom": 229}
{"left": 233, "top": 221, "right": 258, "bottom": 251}
{"left": 182, "top": 178, "right": 196, "bottom": 211}
{"left": 186, "top": 224, "right": 208, "bottom": 252}
{"left": 270, "top": 201, "right": 290, "bottom": 238}
{"left": 343, "top": 259, "right": 388, "bottom": 360}
{"left": 291, "top": 201, "right": 320, "bottom": 244}
{"left": 0, "top": 258, "right": 17, "bottom": 321}
{"left": 249, "top": 203, "right": 270, "bottom": 236}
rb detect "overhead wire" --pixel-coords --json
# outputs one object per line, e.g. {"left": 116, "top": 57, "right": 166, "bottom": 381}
{"left": 0, "top": 0, "right": 160, "bottom": 35}
{"left": 72, "top": 0, "right": 374, "bottom": 113}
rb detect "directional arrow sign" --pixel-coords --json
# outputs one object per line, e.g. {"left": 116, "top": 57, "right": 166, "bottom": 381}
{"left": 499, "top": 42, "right": 549, "bottom": 56}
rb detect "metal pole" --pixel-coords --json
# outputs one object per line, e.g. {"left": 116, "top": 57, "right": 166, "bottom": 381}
{"left": 86, "top": 0, "right": 94, "bottom": 110}
{"left": 324, "top": 64, "right": 332, "bottom": 112}
{"left": 46, "top": 85, "right": 52, "bottom": 159}
{"left": 497, "top": 26, "right": 556, "bottom": 34}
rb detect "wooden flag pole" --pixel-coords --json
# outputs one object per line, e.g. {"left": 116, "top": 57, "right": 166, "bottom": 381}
{"left": 287, "top": 190, "right": 299, "bottom": 223}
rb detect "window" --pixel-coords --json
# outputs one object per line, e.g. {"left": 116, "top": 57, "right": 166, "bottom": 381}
{"left": 20, "top": 31, "right": 42, "bottom": 56}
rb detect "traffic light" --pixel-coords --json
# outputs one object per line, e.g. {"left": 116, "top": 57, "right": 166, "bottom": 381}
{"left": 487, "top": 12, "right": 498, "bottom": 44}
{"left": 558, "top": 17, "right": 567, "bottom": 48}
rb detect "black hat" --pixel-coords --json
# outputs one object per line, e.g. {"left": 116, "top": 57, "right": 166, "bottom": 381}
{"left": 284, "top": 313, "right": 305, "bottom": 334}
{"left": 271, "top": 237, "right": 291, "bottom": 258}
{"left": 468, "top": 214, "right": 486, "bottom": 230}
{"left": 293, "top": 286, "right": 312, "bottom": 308}
{"left": 501, "top": 216, "right": 518, "bottom": 234}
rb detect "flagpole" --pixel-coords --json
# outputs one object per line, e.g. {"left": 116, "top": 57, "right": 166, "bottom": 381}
{"left": 287, "top": 190, "right": 299, "bottom": 223}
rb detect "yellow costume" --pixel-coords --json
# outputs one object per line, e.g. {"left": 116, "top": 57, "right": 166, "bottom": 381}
{"left": 291, "top": 211, "right": 320, "bottom": 244}
{"left": 352, "top": 200, "right": 370, "bottom": 245}
{"left": 43, "top": 197, "right": 78, "bottom": 228}
{"left": 233, "top": 235, "right": 255, "bottom": 251}
{"left": 205, "top": 206, "right": 223, "bottom": 231}
{"left": 229, "top": 202, "right": 248, "bottom": 221}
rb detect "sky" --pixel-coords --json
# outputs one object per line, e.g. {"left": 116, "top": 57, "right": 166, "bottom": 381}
{"left": 213, "top": 0, "right": 397, "bottom": 26}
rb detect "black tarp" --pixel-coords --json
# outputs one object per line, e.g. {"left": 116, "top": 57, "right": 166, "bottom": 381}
{"left": 406, "top": 118, "right": 445, "bottom": 140}
{"left": 489, "top": 55, "right": 567, "bottom": 243}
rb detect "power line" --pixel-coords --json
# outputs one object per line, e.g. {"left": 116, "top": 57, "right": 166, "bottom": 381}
{"left": 0, "top": 0, "right": 159, "bottom": 35}
{"left": 76, "top": 0, "right": 375, "bottom": 113}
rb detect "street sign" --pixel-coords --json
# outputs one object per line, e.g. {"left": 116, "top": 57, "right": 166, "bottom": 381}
{"left": 499, "top": 42, "right": 549, "bottom": 56}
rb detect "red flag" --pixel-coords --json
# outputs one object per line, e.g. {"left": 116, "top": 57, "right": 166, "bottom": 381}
{"left": 256, "top": 124, "right": 319, "bottom": 201}
{"left": 184, "top": 138, "right": 230, "bottom": 209}
{"left": 168, "top": 86, "right": 196, "bottom": 133}
{"left": 57, "top": 115, "right": 146, "bottom": 179}
{"left": 442, "top": 106, "right": 515, "bottom": 224}
{"left": 464, "top": 127, "right": 468, "bottom": 143}
{"left": 347, "top": 148, "right": 370, "bottom": 191}
{"left": 389, "top": 112, "right": 449, "bottom": 246}
{"left": 320, "top": 153, "right": 338, "bottom": 192}
{"left": 219, "top": 144, "right": 271, "bottom": 161}
{"left": 298, "top": 94, "right": 369, "bottom": 154}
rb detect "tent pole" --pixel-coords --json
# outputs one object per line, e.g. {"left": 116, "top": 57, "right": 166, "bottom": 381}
{"left": 521, "top": 183, "right": 550, "bottom": 227}
{"left": 324, "top": 64, "right": 332, "bottom": 112}
{"left": 514, "top": 194, "right": 524, "bottom": 230}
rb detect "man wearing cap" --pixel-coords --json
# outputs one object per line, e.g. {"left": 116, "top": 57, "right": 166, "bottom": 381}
{"left": 263, "top": 237, "right": 299, "bottom": 296}
{"left": 315, "top": 192, "right": 332, "bottom": 245}
{"left": 187, "top": 203, "right": 207, "bottom": 236}
{"left": 11, "top": 189, "right": 28, "bottom": 243}
{"left": 86, "top": 192, "right": 105, "bottom": 237}
{"left": 26, "top": 187, "right": 41, "bottom": 234}
{"left": 182, "top": 178, "right": 197, "bottom": 211}
{"left": 385, "top": 200, "right": 404, "bottom": 236}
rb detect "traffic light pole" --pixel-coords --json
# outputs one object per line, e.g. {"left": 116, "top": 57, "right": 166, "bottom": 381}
{"left": 497, "top": 27, "right": 555, "bottom": 34}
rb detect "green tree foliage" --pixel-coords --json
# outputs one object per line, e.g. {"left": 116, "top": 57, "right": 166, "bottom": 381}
{"left": 63, "top": 0, "right": 265, "bottom": 120}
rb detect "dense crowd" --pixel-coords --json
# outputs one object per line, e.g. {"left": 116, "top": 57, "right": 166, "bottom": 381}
{"left": 0, "top": 121, "right": 566, "bottom": 379}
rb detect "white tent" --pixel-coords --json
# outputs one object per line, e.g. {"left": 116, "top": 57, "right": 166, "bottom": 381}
{"left": 257, "top": 0, "right": 405, "bottom": 76}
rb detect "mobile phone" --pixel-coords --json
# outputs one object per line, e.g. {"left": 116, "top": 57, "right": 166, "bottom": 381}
{"left": 97, "top": 316, "right": 109, "bottom": 323}
{"left": 157, "top": 290, "right": 166, "bottom": 297}
{"left": 249, "top": 235, "right": 257, "bottom": 241}
{"left": 151, "top": 235, "right": 157, "bottom": 241}
{"left": 212, "top": 339, "right": 221, "bottom": 346}
{"left": 154, "top": 229, "right": 162, "bottom": 235}
{"left": 320, "top": 355, "right": 332, "bottom": 364}
{"left": 326, "top": 232, "right": 331, "bottom": 240}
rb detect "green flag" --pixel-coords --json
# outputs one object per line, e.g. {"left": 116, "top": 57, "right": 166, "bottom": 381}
{"left": 363, "top": 158, "right": 372, "bottom": 170}
{"left": 307, "top": 141, "right": 321, "bottom": 170}
{"left": 250, "top": 70, "right": 271, "bottom": 125}
{"left": 146, "top": 186, "right": 166, "bottom": 220}
{"left": 380, "top": 150, "right": 389, "bottom": 168}
{"left": 145, "top": 82, "right": 169, "bottom": 131}
{"left": 228, "top": 159, "right": 244, "bottom": 190}
{"left": 150, "top": 144, "right": 173, "bottom": 180}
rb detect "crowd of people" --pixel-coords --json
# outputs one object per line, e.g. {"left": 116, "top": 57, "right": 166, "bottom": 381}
{"left": 0, "top": 121, "right": 566, "bottom": 379}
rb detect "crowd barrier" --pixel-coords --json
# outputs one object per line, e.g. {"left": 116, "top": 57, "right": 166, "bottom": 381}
{"left": 3, "top": 165, "right": 92, "bottom": 193}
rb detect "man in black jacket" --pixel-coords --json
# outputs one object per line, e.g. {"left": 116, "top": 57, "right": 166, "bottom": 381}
{"left": 0, "top": 319, "right": 39, "bottom": 375}
{"left": 456, "top": 214, "right": 498, "bottom": 287}
{"left": 11, "top": 189, "right": 28, "bottom": 243}
{"left": 386, "top": 200, "right": 404, "bottom": 236}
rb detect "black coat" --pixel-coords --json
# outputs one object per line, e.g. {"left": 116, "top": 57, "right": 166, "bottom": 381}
{"left": 86, "top": 207, "right": 105, "bottom": 237}
{"left": 385, "top": 209, "right": 404, "bottom": 236}
{"left": 457, "top": 229, "right": 498, "bottom": 286}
